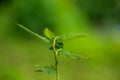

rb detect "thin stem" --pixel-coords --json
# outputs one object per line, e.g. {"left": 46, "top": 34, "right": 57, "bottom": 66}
{"left": 16, "top": 23, "right": 50, "bottom": 43}
{"left": 52, "top": 37, "right": 59, "bottom": 80}
{"left": 54, "top": 51, "right": 59, "bottom": 80}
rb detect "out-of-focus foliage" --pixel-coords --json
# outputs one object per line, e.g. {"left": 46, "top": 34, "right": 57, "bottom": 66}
{"left": 0, "top": 0, "right": 120, "bottom": 80}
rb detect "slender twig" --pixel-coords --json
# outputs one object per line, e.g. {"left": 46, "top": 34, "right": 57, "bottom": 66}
{"left": 16, "top": 23, "right": 50, "bottom": 43}
{"left": 52, "top": 37, "right": 59, "bottom": 80}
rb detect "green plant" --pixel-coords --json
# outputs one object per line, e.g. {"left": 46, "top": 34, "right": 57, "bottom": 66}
{"left": 17, "top": 24, "right": 86, "bottom": 80}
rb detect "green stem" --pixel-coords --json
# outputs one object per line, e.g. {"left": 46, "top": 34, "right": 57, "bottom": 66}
{"left": 52, "top": 37, "right": 59, "bottom": 80}
{"left": 54, "top": 51, "right": 59, "bottom": 80}
{"left": 16, "top": 23, "right": 50, "bottom": 43}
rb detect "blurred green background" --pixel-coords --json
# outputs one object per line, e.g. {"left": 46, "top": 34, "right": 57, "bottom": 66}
{"left": 0, "top": 0, "right": 120, "bottom": 80}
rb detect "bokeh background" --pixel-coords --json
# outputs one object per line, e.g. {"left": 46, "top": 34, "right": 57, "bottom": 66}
{"left": 0, "top": 0, "right": 120, "bottom": 80}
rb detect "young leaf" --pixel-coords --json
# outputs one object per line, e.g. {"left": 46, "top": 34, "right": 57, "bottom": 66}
{"left": 58, "top": 33, "right": 86, "bottom": 41}
{"left": 55, "top": 37, "right": 64, "bottom": 49}
{"left": 44, "top": 28, "right": 56, "bottom": 40}
{"left": 35, "top": 65, "right": 56, "bottom": 74}
{"left": 59, "top": 50, "right": 86, "bottom": 60}
{"left": 16, "top": 24, "right": 50, "bottom": 43}
{"left": 49, "top": 37, "right": 64, "bottom": 50}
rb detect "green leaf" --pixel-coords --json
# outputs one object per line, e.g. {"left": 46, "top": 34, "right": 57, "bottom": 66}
{"left": 58, "top": 33, "right": 86, "bottom": 41}
{"left": 16, "top": 24, "right": 50, "bottom": 43}
{"left": 55, "top": 37, "right": 64, "bottom": 49}
{"left": 44, "top": 28, "right": 56, "bottom": 40}
{"left": 59, "top": 50, "right": 86, "bottom": 60}
{"left": 35, "top": 65, "right": 56, "bottom": 74}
